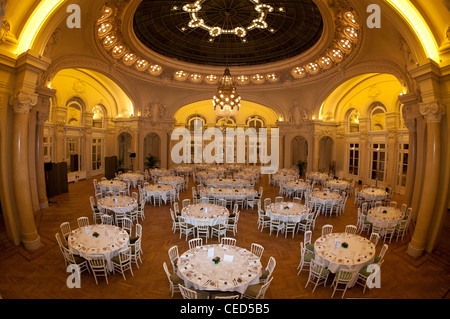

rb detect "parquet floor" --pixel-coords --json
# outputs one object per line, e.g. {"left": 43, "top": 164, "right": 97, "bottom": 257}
{"left": 0, "top": 174, "right": 449, "bottom": 300}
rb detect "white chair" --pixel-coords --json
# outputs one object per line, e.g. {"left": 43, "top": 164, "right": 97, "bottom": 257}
{"left": 87, "top": 254, "right": 109, "bottom": 285}
{"left": 331, "top": 268, "right": 357, "bottom": 298}
{"left": 394, "top": 218, "right": 410, "bottom": 241}
{"left": 178, "top": 216, "right": 196, "bottom": 240}
{"left": 269, "top": 214, "right": 284, "bottom": 237}
{"left": 250, "top": 243, "right": 264, "bottom": 260}
{"left": 369, "top": 232, "right": 380, "bottom": 246}
{"left": 196, "top": 219, "right": 210, "bottom": 243}
{"left": 345, "top": 225, "right": 357, "bottom": 234}
{"left": 241, "top": 277, "right": 273, "bottom": 299}
{"left": 188, "top": 237, "right": 203, "bottom": 250}
{"left": 55, "top": 233, "right": 68, "bottom": 266}
{"left": 275, "top": 196, "right": 283, "bottom": 203}
{"left": 179, "top": 284, "right": 209, "bottom": 299}
{"left": 77, "top": 217, "right": 89, "bottom": 228}
{"left": 60, "top": 222, "right": 71, "bottom": 245}
{"left": 322, "top": 224, "right": 333, "bottom": 236}
{"left": 260, "top": 256, "right": 276, "bottom": 284}
{"left": 304, "top": 259, "right": 330, "bottom": 292}
{"left": 163, "top": 262, "right": 183, "bottom": 297}
{"left": 297, "top": 213, "right": 314, "bottom": 233}
{"left": 129, "top": 237, "right": 142, "bottom": 268}
{"left": 293, "top": 197, "right": 302, "bottom": 204}
{"left": 170, "top": 209, "right": 180, "bottom": 233}
{"left": 61, "top": 245, "right": 90, "bottom": 274}
{"left": 90, "top": 196, "right": 102, "bottom": 223}
{"left": 121, "top": 217, "right": 133, "bottom": 234}
{"left": 304, "top": 230, "right": 315, "bottom": 254}
{"left": 389, "top": 201, "right": 397, "bottom": 208}
{"left": 356, "top": 260, "right": 384, "bottom": 293}
{"left": 227, "top": 211, "right": 240, "bottom": 236}
{"left": 357, "top": 208, "right": 371, "bottom": 234}
{"left": 374, "top": 244, "right": 388, "bottom": 264}
{"left": 220, "top": 237, "right": 237, "bottom": 246}
{"left": 284, "top": 217, "right": 297, "bottom": 238}
{"left": 100, "top": 214, "right": 113, "bottom": 225}
{"left": 297, "top": 242, "right": 314, "bottom": 275}
{"left": 111, "top": 247, "right": 134, "bottom": 280}
{"left": 263, "top": 198, "right": 271, "bottom": 210}
{"left": 257, "top": 209, "right": 270, "bottom": 232}
{"left": 168, "top": 245, "right": 179, "bottom": 273}
{"left": 211, "top": 217, "right": 227, "bottom": 242}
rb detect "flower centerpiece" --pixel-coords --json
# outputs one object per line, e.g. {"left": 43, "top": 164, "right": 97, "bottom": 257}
{"left": 382, "top": 209, "right": 388, "bottom": 214}
{"left": 212, "top": 256, "right": 221, "bottom": 264}
{"left": 284, "top": 206, "right": 290, "bottom": 210}
{"left": 92, "top": 232, "right": 100, "bottom": 238}
{"left": 341, "top": 242, "right": 349, "bottom": 248}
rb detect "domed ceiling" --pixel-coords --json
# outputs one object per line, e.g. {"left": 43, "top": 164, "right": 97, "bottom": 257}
{"left": 132, "top": 0, "right": 324, "bottom": 66}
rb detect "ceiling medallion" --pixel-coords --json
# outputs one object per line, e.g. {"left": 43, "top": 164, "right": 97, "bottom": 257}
{"left": 182, "top": 0, "right": 274, "bottom": 41}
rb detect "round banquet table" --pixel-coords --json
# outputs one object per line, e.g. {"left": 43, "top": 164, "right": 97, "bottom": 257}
{"left": 149, "top": 168, "right": 172, "bottom": 178}
{"left": 97, "top": 195, "right": 138, "bottom": 215}
{"left": 308, "top": 172, "right": 330, "bottom": 184}
{"left": 283, "top": 180, "right": 310, "bottom": 194}
{"left": 144, "top": 184, "right": 176, "bottom": 204}
{"left": 359, "top": 188, "right": 389, "bottom": 202}
{"left": 195, "top": 171, "right": 219, "bottom": 183}
{"left": 265, "top": 201, "right": 310, "bottom": 223}
{"left": 314, "top": 232, "right": 376, "bottom": 286}
{"left": 68, "top": 224, "right": 129, "bottom": 271}
{"left": 97, "top": 179, "right": 127, "bottom": 193}
{"left": 309, "top": 190, "right": 342, "bottom": 206}
{"left": 119, "top": 172, "right": 144, "bottom": 187}
{"left": 157, "top": 176, "right": 184, "bottom": 188}
{"left": 173, "top": 166, "right": 193, "bottom": 175}
{"left": 177, "top": 244, "right": 262, "bottom": 294}
{"left": 272, "top": 173, "right": 296, "bottom": 185}
{"left": 181, "top": 203, "right": 229, "bottom": 227}
{"left": 366, "top": 206, "right": 404, "bottom": 232}
{"left": 326, "top": 179, "right": 351, "bottom": 192}
{"left": 200, "top": 187, "right": 257, "bottom": 203}
{"left": 205, "top": 178, "right": 252, "bottom": 188}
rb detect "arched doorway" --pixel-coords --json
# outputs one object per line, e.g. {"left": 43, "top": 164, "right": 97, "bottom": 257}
{"left": 143, "top": 133, "right": 161, "bottom": 168}
{"left": 118, "top": 132, "right": 132, "bottom": 171}
{"left": 319, "top": 136, "right": 334, "bottom": 173}
{"left": 291, "top": 136, "right": 308, "bottom": 167}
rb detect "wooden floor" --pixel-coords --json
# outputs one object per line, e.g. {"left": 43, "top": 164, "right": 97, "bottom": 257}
{"left": 0, "top": 174, "right": 449, "bottom": 300}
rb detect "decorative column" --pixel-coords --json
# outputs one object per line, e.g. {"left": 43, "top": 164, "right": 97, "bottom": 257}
{"left": 406, "top": 102, "right": 445, "bottom": 257}
{"left": 399, "top": 93, "right": 420, "bottom": 207}
{"left": 9, "top": 91, "right": 41, "bottom": 250}
{"left": 36, "top": 108, "right": 50, "bottom": 209}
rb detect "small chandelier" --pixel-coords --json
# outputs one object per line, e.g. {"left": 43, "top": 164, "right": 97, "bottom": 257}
{"left": 213, "top": 68, "right": 241, "bottom": 118}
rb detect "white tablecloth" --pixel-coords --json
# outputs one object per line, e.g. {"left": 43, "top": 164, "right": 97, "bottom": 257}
{"left": 360, "top": 188, "right": 389, "bottom": 201}
{"left": 181, "top": 203, "right": 229, "bottom": 227}
{"left": 200, "top": 187, "right": 257, "bottom": 205}
{"left": 157, "top": 176, "right": 184, "bottom": 187}
{"left": 119, "top": 173, "right": 144, "bottom": 187}
{"left": 310, "top": 191, "right": 342, "bottom": 206}
{"left": 272, "top": 174, "right": 296, "bottom": 185}
{"left": 205, "top": 178, "right": 252, "bottom": 188}
{"left": 326, "top": 180, "right": 351, "bottom": 192}
{"left": 98, "top": 180, "right": 127, "bottom": 193}
{"left": 177, "top": 244, "right": 262, "bottom": 294}
{"left": 144, "top": 184, "right": 176, "bottom": 203}
{"left": 367, "top": 206, "right": 404, "bottom": 229}
{"left": 265, "top": 202, "right": 310, "bottom": 223}
{"left": 283, "top": 181, "right": 310, "bottom": 193}
{"left": 314, "top": 233, "right": 375, "bottom": 286}
{"left": 97, "top": 195, "right": 138, "bottom": 214}
{"left": 308, "top": 172, "right": 330, "bottom": 184}
{"left": 68, "top": 224, "right": 129, "bottom": 271}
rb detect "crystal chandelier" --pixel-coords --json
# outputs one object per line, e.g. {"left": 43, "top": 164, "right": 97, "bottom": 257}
{"left": 213, "top": 68, "right": 241, "bottom": 118}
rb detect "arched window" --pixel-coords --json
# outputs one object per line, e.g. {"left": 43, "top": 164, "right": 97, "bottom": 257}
{"left": 246, "top": 115, "right": 265, "bottom": 131}
{"left": 92, "top": 104, "right": 106, "bottom": 128}
{"left": 347, "top": 110, "right": 360, "bottom": 133}
{"left": 216, "top": 117, "right": 236, "bottom": 132}
{"left": 186, "top": 114, "right": 206, "bottom": 131}
{"left": 371, "top": 104, "right": 386, "bottom": 131}
{"left": 66, "top": 97, "right": 84, "bottom": 126}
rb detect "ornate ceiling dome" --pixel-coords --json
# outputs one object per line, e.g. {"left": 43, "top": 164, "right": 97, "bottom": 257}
{"left": 132, "top": 0, "right": 324, "bottom": 66}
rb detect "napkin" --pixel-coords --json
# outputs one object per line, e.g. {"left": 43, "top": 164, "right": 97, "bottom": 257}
{"left": 85, "top": 226, "right": 91, "bottom": 235}
{"left": 223, "top": 255, "right": 234, "bottom": 262}
{"left": 208, "top": 247, "right": 214, "bottom": 257}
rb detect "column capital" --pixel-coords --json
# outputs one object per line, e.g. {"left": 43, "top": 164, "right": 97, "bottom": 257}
{"left": 9, "top": 91, "right": 38, "bottom": 114}
{"left": 419, "top": 102, "right": 446, "bottom": 124}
